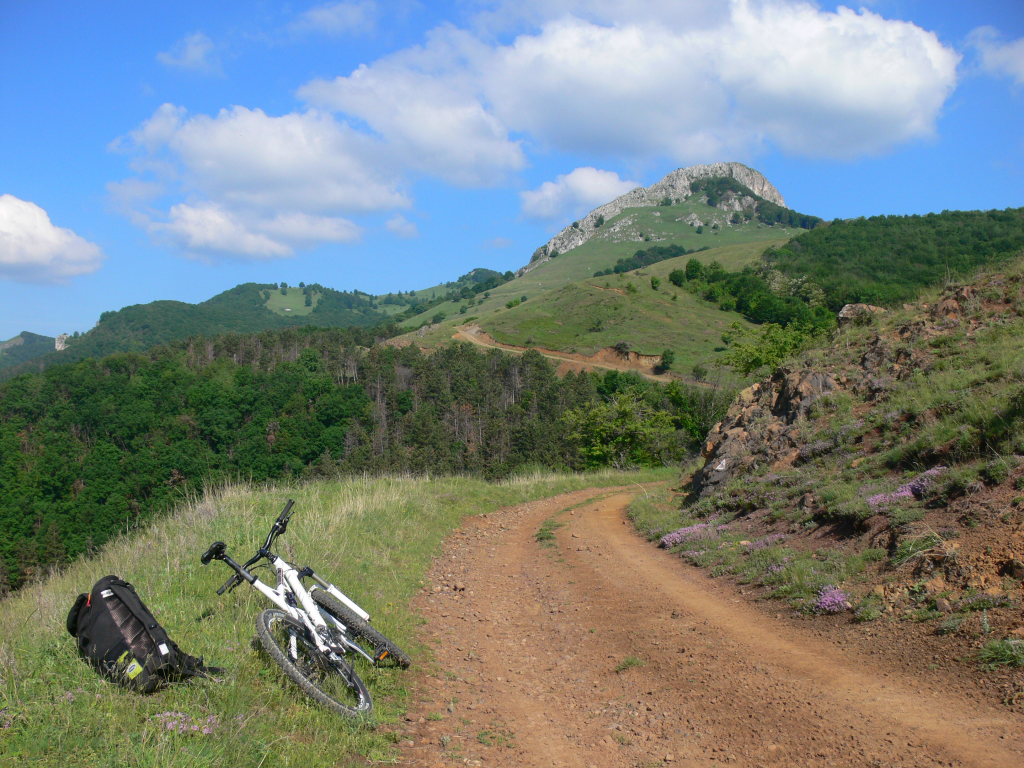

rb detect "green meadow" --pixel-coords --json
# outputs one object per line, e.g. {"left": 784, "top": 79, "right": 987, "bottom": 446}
{"left": 264, "top": 289, "right": 321, "bottom": 317}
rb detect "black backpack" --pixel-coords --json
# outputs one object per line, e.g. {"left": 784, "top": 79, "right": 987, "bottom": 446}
{"left": 66, "top": 575, "right": 220, "bottom": 693}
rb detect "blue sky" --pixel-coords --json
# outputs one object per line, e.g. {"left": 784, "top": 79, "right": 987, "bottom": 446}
{"left": 1, "top": 0, "right": 1022, "bottom": 340}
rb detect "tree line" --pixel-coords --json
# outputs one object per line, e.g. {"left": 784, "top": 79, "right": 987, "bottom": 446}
{"left": 0, "top": 326, "right": 730, "bottom": 592}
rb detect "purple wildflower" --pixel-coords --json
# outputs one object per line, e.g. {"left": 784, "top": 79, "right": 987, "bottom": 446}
{"left": 150, "top": 712, "right": 220, "bottom": 736}
{"left": 866, "top": 466, "right": 946, "bottom": 510}
{"left": 813, "top": 585, "right": 850, "bottom": 614}
{"left": 745, "top": 534, "right": 786, "bottom": 551}
{"left": 660, "top": 522, "right": 713, "bottom": 548}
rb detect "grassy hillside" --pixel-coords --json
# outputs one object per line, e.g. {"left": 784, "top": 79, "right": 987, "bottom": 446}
{"left": 402, "top": 241, "right": 782, "bottom": 367}
{"left": 484, "top": 270, "right": 752, "bottom": 368}
{"left": 627, "top": 257, "right": 1024, "bottom": 657}
{"left": 264, "top": 287, "right": 321, "bottom": 316}
{"left": 0, "top": 469, "right": 670, "bottom": 766}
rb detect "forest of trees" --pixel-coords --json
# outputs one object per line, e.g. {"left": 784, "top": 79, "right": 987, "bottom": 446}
{"left": 2, "top": 283, "right": 391, "bottom": 380}
{"left": 0, "top": 326, "right": 728, "bottom": 591}
{"left": 767, "top": 207, "right": 1024, "bottom": 309}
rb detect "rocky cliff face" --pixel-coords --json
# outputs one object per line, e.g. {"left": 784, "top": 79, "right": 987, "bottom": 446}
{"left": 517, "top": 162, "right": 785, "bottom": 277}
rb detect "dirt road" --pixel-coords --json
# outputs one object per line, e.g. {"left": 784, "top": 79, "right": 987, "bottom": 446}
{"left": 395, "top": 488, "right": 1023, "bottom": 767}
{"left": 451, "top": 326, "right": 676, "bottom": 382}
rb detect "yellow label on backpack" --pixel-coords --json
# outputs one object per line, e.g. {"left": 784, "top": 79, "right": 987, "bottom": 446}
{"left": 125, "top": 659, "right": 142, "bottom": 680}
{"left": 117, "top": 650, "right": 143, "bottom": 680}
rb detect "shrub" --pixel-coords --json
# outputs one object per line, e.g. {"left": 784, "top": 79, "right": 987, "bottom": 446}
{"left": 650, "top": 276, "right": 661, "bottom": 291}
{"left": 432, "top": 312, "right": 446, "bottom": 324}
{"left": 505, "top": 299, "right": 520, "bottom": 309}
{"left": 668, "top": 269, "right": 686, "bottom": 288}
{"left": 978, "top": 639, "right": 1024, "bottom": 668}
{"left": 892, "top": 532, "right": 942, "bottom": 567}
{"left": 624, "top": 282, "right": 638, "bottom": 294}
{"left": 813, "top": 585, "right": 851, "bottom": 614}
{"left": 981, "top": 459, "right": 1013, "bottom": 486}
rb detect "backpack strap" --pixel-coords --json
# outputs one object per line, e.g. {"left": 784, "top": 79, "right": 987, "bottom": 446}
{"left": 66, "top": 593, "right": 88, "bottom": 637}
{"left": 166, "top": 641, "right": 224, "bottom": 681}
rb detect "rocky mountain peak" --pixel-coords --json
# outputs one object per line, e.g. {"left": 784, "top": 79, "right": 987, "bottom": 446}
{"left": 517, "top": 162, "right": 785, "bottom": 277}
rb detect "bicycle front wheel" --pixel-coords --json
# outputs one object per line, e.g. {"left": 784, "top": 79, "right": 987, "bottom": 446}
{"left": 312, "top": 589, "right": 412, "bottom": 669}
{"left": 255, "top": 609, "right": 373, "bottom": 719}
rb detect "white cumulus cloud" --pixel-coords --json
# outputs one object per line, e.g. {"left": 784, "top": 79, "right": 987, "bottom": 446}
{"left": 969, "top": 27, "right": 1024, "bottom": 85}
{"left": 151, "top": 203, "right": 291, "bottom": 259}
{"left": 157, "top": 33, "right": 222, "bottom": 76}
{"left": 288, "top": 1, "right": 378, "bottom": 36}
{"left": 111, "top": 104, "right": 401, "bottom": 259}
{"left": 298, "top": 36, "right": 527, "bottom": 186}
{"left": 385, "top": 213, "right": 419, "bottom": 238}
{"left": 0, "top": 195, "right": 105, "bottom": 283}
{"left": 521, "top": 167, "right": 638, "bottom": 221}
{"left": 299, "top": 1, "right": 959, "bottom": 164}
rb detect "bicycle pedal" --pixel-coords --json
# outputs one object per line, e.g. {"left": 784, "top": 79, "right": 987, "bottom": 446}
{"left": 375, "top": 649, "right": 390, "bottom": 663}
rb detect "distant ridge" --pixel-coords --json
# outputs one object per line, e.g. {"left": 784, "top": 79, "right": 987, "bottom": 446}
{"left": 519, "top": 162, "right": 784, "bottom": 276}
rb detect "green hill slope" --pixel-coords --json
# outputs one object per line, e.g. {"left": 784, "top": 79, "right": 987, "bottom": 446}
{"left": 2, "top": 283, "right": 389, "bottom": 379}
{"left": 0, "top": 331, "right": 57, "bottom": 372}
{"left": 770, "top": 207, "right": 1024, "bottom": 309}
{"left": 403, "top": 240, "right": 787, "bottom": 368}
{"left": 0, "top": 469, "right": 667, "bottom": 766}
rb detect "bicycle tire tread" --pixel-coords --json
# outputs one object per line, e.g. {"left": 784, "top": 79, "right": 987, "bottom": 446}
{"left": 312, "top": 590, "right": 412, "bottom": 669}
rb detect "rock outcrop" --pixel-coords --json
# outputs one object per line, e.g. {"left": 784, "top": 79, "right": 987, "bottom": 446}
{"left": 517, "top": 162, "right": 786, "bottom": 277}
{"left": 694, "top": 367, "right": 838, "bottom": 496}
{"left": 692, "top": 278, "right": 998, "bottom": 498}
{"left": 837, "top": 303, "right": 886, "bottom": 327}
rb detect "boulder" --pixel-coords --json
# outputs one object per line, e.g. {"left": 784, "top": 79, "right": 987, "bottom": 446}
{"left": 837, "top": 303, "right": 886, "bottom": 327}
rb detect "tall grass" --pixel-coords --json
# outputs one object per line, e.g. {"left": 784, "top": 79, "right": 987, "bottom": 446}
{"left": 0, "top": 468, "right": 671, "bottom": 766}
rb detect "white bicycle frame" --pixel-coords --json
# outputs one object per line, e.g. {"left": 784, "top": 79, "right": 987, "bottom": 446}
{"left": 250, "top": 554, "right": 376, "bottom": 665}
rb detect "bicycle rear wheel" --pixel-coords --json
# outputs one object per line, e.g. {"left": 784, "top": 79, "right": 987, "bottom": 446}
{"left": 255, "top": 609, "right": 373, "bottom": 718}
{"left": 312, "top": 589, "right": 412, "bottom": 669}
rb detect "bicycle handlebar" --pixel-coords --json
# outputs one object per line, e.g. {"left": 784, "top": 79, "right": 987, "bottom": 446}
{"left": 216, "top": 574, "right": 241, "bottom": 595}
{"left": 201, "top": 541, "right": 227, "bottom": 566}
{"left": 201, "top": 500, "right": 295, "bottom": 596}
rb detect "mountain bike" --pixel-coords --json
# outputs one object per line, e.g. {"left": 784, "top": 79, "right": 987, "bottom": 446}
{"left": 200, "top": 499, "right": 411, "bottom": 718}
